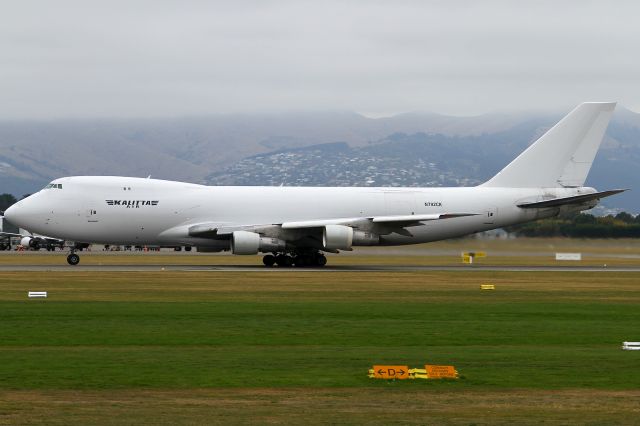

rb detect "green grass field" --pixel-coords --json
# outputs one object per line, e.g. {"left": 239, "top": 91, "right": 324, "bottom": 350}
{"left": 1, "top": 240, "right": 640, "bottom": 424}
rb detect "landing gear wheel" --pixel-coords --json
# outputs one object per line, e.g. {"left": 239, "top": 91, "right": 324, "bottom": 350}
{"left": 294, "top": 255, "right": 309, "bottom": 267}
{"left": 276, "top": 254, "right": 292, "bottom": 267}
{"left": 263, "top": 254, "right": 276, "bottom": 267}
{"left": 316, "top": 254, "right": 327, "bottom": 267}
{"left": 67, "top": 253, "right": 80, "bottom": 266}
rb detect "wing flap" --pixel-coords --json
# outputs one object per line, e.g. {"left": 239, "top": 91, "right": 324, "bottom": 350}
{"left": 371, "top": 213, "right": 478, "bottom": 223}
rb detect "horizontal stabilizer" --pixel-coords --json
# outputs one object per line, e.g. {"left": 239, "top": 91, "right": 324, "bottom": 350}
{"left": 516, "top": 189, "right": 626, "bottom": 209}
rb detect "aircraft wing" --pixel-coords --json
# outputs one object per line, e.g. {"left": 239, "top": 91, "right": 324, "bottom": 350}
{"left": 0, "top": 231, "right": 64, "bottom": 244}
{"left": 516, "top": 189, "right": 627, "bottom": 208}
{"left": 187, "top": 212, "right": 479, "bottom": 238}
{"left": 0, "top": 231, "right": 24, "bottom": 238}
{"left": 281, "top": 213, "right": 478, "bottom": 229}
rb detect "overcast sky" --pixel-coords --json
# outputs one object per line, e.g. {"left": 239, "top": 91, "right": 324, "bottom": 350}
{"left": 1, "top": 0, "right": 639, "bottom": 119}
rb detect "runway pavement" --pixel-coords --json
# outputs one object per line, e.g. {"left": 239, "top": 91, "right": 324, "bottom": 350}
{"left": 1, "top": 264, "right": 639, "bottom": 272}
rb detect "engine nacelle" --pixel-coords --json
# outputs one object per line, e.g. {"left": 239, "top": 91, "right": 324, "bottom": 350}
{"left": 20, "top": 236, "right": 32, "bottom": 248}
{"left": 323, "top": 225, "right": 379, "bottom": 250}
{"left": 231, "top": 231, "right": 286, "bottom": 255}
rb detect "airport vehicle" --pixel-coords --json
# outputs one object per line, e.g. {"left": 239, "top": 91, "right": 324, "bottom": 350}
{"left": 0, "top": 231, "right": 65, "bottom": 251}
{"left": 1, "top": 213, "right": 65, "bottom": 251}
{"left": 3, "top": 102, "right": 625, "bottom": 266}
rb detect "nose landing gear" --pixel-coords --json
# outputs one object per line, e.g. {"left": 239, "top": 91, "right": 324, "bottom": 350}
{"left": 66, "top": 252, "right": 80, "bottom": 265}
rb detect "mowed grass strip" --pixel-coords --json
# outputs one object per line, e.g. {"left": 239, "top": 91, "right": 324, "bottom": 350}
{"left": 0, "top": 271, "right": 639, "bottom": 390}
{"left": 2, "top": 389, "right": 640, "bottom": 425}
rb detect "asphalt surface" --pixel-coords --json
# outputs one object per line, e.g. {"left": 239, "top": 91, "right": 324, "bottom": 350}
{"left": 1, "top": 264, "right": 639, "bottom": 272}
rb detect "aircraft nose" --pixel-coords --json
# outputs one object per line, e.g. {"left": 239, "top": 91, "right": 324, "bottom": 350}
{"left": 3, "top": 204, "right": 19, "bottom": 226}
{"left": 3, "top": 201, "right": 30, "bottom": 229}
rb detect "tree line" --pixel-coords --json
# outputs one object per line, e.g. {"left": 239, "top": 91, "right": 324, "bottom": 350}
{"left": 0, "top": 193, "right": 18, "bottom": 212}
{"left": 506, "top": 212, "right": 640, "bottom": 238}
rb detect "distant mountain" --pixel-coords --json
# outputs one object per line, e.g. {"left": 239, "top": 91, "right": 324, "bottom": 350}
{"left": 0, "top": 107, "right": 638, "bottom": 211}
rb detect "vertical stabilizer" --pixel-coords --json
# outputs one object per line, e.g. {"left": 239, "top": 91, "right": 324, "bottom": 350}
{"left": 482, "top": 102, "right": 615, "bottom": 188}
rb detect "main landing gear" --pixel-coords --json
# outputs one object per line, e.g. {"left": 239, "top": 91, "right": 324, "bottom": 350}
{"left": 263, "top": 252, "right": 327, "bottom": 268}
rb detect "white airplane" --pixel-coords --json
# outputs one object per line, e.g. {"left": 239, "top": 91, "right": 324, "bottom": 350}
{"left": 3, "top": 102, "right": 625, "bottom": 267}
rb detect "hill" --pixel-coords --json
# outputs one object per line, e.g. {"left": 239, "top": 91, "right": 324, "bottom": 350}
{"left": 0, "top": 108, "right": 637, "bottom": 210}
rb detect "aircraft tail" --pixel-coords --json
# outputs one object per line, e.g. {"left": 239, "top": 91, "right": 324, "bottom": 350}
{"left": 482, "top": 102, "right": 616, "bottom": 188}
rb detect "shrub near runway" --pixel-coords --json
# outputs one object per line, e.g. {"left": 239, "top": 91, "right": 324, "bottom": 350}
{"left": 1, "top": 271, "right": 639, "bottom": 390}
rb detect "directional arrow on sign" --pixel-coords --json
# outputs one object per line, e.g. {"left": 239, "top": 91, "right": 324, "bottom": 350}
{"left": 372, "top": 365, "right": 410, "bottom": 380}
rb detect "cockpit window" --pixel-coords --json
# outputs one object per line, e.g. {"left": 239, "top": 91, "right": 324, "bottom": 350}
{"left": 44, "top": 183, "right": 63, "bottom": 189}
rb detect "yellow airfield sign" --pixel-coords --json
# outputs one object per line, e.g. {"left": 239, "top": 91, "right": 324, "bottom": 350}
{"left": 369, "top": 364, "right": 459, "bottom": 380}
{"left": 462, "top": 251, "right": 486, "bottom": 264}
{"left": 425, "top": 364, "right": 459, "bottom": 379}
{"left": 371, "top": 365, "right": 410, "bottom": 380}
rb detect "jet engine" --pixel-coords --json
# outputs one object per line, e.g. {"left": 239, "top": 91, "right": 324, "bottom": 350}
{"left": 20, "top": 236, "right": 41, "bottom": 250}
{"left": 231, "top": 231, "right": 286, "bottom": 255}
{"left": 323, "top": 225, "right": 379, "bottom": 250}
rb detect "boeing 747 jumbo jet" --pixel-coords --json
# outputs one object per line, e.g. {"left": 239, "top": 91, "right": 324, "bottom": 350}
{"left": 4, "top": 102, "right": 625, "bottom": 266}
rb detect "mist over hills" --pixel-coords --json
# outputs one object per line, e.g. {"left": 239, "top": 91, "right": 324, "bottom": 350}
{"left": 0, "top": 107, "right": 637, "bottom": 212}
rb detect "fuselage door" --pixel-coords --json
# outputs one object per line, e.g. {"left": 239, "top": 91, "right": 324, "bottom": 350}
{"left": 86, "top": 208, "right": 99, "bottom": 223}
{"left": 484, "top": 207, "right": 497, "bottom": 224}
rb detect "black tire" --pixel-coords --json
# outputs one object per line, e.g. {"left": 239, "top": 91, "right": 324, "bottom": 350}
{"left": 295, "top": 256, "right": 312, "bottom": 267}
{"left": 263, "top": 254, "right": 276, "bottom": 267}
{"left": 0, "top": 243, "right": 5, "bottom": 251}
{"left": 184, "top": 246, "right": 192, "bottom": 252}
{"left": 174, "top": 246, "right": 182, "bottom": 251}
{"left": 67, "top": 253, "right": 80, "bottom": 266}
{"left": 276, "top": 254, "right": 292, "bottom": 267}
{"left": 316, "top": 254, "right": 327, "bottom": 267}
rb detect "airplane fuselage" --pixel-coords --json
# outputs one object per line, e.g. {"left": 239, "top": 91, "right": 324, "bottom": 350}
{"left": 9, "top": 176, "right": 595, "bottom": 250}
